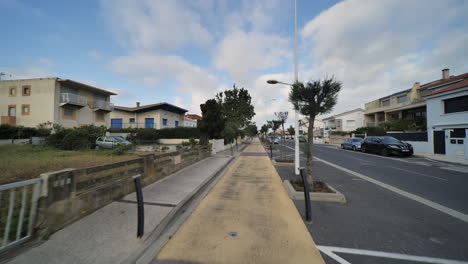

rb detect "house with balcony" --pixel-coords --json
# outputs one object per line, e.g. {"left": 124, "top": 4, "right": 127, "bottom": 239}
{"left": 0, "top": 78, "right": 115, "bottom": 128}
{"left": 322, "top": 108, "right": 364, "bottom": 137}
{"left": 110, "top": 102, "right": 187, "bottom": 129}
{"left": 364, "top": 81, "right": 426, "bottom": 127}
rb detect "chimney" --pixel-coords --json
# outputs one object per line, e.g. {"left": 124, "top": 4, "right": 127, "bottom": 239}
{"left": 442, "top": 68, "right": 450, "bottom": 80}
{"left": 136, "top": 102, "right": 141, "bottom": 107}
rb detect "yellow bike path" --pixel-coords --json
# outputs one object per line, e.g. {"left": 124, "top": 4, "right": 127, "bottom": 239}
{"left": 155, "top": 139, "right": 325, "bottom": 263}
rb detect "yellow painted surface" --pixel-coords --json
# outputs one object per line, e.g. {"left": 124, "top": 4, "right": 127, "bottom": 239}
{"left": 156, "top": 139, "right": 325, "bottom": 264}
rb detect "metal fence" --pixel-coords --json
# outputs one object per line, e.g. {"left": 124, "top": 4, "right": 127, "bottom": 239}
{"left": 0, "top": 178, "right": 41, "bottom": 253}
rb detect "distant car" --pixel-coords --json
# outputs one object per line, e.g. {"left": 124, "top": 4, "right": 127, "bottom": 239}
{"left": 298, "top": 136, "right": 307, "bottom": 142}
{"left": 96, "top": 136, "right": 131, "bottom": 149}
{"left": 267, "top": 136, "right": 280, "bottom": 144}
{"left": 341, "top": 137, "right": 363, "bottom": 151}
{"left": 361, "top": 136, "right": 413, "bottom": 156}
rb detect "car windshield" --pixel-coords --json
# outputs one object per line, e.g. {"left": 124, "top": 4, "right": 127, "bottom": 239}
{"left": 381, "top": 137, "right": 401, "bottom": 143}
{"left": 112, "top": 137, "right": 126, "bottom": 142}
{"left": 352, "top": 138, "right": 362, "bottom": 142}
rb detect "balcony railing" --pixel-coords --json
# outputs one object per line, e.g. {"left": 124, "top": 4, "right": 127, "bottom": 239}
{"left": 93, "top": 100, "right": 114, "bottom": 112}
{"left": 60, "top": 93, "right": 87, "bottom": 107}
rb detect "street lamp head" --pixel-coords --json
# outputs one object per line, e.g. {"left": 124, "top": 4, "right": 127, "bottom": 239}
{"left": 266, "top": 80, "right": 278, "bottom": 84}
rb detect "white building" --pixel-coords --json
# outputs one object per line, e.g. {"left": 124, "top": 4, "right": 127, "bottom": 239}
{"left": 421, "top": 72, "right": 468, "bottom": 160}
{"left": 322, "top": 108, "right": 365, "bottom": 137}
{"left": 184, "top": 114, "right": 202, "bottom": 127}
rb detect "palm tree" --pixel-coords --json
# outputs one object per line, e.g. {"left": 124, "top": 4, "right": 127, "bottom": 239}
{"left": 289, "top": 77, "right": 342, "bottom": 183}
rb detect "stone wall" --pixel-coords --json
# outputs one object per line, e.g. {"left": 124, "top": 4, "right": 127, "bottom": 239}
{"left": 36, "top": 146, "right": 211, "bottom": 238}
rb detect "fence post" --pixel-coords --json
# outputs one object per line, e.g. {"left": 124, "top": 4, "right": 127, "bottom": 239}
{"left": 300, "top": 168, "right": 312, "bottom": 222}
{"left": 133, "top": 175, "right": 144, "bottom": 238}
{"left": 270, "top": 144, "right": 273, "bottom": 159}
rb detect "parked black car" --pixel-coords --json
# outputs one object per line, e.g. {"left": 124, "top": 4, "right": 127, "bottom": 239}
{"left": 361, "top": 136, "right": 413, "bottom": 156}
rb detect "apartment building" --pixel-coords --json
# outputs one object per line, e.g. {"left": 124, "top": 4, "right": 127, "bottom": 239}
{"left": 0, "top": 78, "right": 115, "bottom": 128}
{"left": 322, "top": 108, "right": 364, "bottom": 137}
{"left": 421, "top": 70, "right": 468, "bottom": 160}
{"left": 364, "top": 81, "right": 426, "bottom": 127}
{"left": 110, "top": 102, "right": 187, "bottom": 129}
{"left": 184, "top": 114, "right": 202, "bottom": 127}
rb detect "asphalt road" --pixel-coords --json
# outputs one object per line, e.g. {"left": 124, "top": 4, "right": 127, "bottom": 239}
{"left": 271, "top": 140, "right": 468, "bottom": 264}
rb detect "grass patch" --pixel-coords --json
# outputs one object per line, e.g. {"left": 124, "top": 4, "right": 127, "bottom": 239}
{"left": 0, "top": 145, "right": 137, "bottom": 185}
{"left": 274, "top": 158, "right": 294, "bottom": 163}
{"left": 290, "top": 179, "right": 334, "bottom": 193}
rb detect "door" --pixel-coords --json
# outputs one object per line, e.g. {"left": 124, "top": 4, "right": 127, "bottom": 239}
{"left": 433, "top": 130, "right": 446, "bottom": 154}
{"left": 145, "top": 118, "right": 154, "bottom": 128}
{"left": 111, "top": 119, "right": 123, "bottom": 129}
{"left": 8, "top": 106, "right": 16, "bottom": 116}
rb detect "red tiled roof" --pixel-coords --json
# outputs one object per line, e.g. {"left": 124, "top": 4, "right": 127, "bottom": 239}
{"left": 425, "top": 79, "right": 468, "bottom": 96}
{"left": 420, "top": 72, "right": 468, "bottom": 90}
{"left": 185, "top": 114, "right": 202, "bottom": 120}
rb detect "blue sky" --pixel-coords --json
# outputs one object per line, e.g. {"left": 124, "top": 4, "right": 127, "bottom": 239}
{"left": 1, "top": 0, "right": 468, "bottom": 127}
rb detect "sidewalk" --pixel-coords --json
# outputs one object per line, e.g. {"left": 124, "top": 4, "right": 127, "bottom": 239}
{"left": 6, "top": 152, "right": 234, "bottom": 264}
{"left": 155, "top": 139, "right": 325, "bottom": 264}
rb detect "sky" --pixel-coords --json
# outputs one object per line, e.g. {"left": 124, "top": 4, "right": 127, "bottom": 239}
{"left": 1, "top": 0, "right": 468, "bottom": 128}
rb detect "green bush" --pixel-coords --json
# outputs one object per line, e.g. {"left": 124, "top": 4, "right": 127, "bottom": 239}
{"left": 46, "top": 125, "right": 106, "bottom": 150}
{"left": 126, "top": 127, "right": 201, "bottom": 143}
{"left": 0, "top": 124, "right": 52, "bottom": 139}
{"left": 111, "top": 144, "right": 132, "bottom": 155}
{"left": 330, "top": 131, "right": 350, "bottom": 136}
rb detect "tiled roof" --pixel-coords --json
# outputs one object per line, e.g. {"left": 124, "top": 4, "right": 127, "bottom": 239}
{"left": 420, "top": 72, "right": 468, "bottom": 90}
{"left": 424, "top": 79, "right": 468, "bottom": 97}
{"left": 114, "top": 102, "right": 188, "bottom": 114}
{"left": 185, "top": 114, "right": 202, "bottom": 120}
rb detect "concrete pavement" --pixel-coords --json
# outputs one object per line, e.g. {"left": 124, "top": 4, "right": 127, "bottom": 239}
{"left": 5, "top": 152, "right": 234, "bottom": 264}
{"left": 155, "top": 139, "right": 325, "bottom": 264}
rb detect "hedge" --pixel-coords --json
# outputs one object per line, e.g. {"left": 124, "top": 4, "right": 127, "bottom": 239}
{"left": 0, "top": 124, "right": 51, "bottom": 139}
{"left": 124, "top": 127, "right": 202, "bottom": 143}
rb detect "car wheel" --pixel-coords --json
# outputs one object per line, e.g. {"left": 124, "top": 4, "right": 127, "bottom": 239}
{"left": 381, "top": 148, "right": 389, "bottom": 156}
{"left": 361, "top": 147, "right": 367, "bottom": 153}
{"left": 352, "top": 146, "right": 356, "bottom": 151}
{"left": 341, "top": 144, "right": 345, "bottom": 149}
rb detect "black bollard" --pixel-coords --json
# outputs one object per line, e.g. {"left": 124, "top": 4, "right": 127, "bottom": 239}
{"left": 133, "top": 174, "right": 144, "bottom": 238}
{"left": 300, "top": 168, "right": 312, "bottom": 222}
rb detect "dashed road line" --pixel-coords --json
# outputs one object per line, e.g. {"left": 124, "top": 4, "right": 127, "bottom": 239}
{"left": 317, "top": 245, "right": 468, "bottom": 264}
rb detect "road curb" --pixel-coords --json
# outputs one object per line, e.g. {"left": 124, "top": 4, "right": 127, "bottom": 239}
{"left": 123, "top": 146, "right": 244, "bottom": 264}
{"left": 283, "top": 180, "right": 346, "bottom": 203}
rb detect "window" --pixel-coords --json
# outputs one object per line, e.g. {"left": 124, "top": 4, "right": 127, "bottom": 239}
{"left": 450, "top": 128, "right": 466, "bottom": 138}
{"left": 129, "top": 118, "right": 135, "bottom": 123}
{"left": 397, "top": 95, "right": 407, "bottom": 103}
{"left": 382, "top": 99, "right": 390, "bottom": 107}
{"left": 444, "top": 95, "right": 468, "bottom": 114}
{"left": 162, "top": 118, "right": 168, "bottom": 126}
{"left": 22, "top": 85, "right": 31, "bottom": 96}
{"left": 62, "top": 107, "right": 75, "bottom": 119}
{"left": 8, "top": 87, "right": 16, "bottom": 96}
{"left": 8, "top": 105, "right": 16, "bottom": 116}
{"left": 21, "top": 104, "right": 30, "bottom": 115}
{"left": 346, "top": 120, "right": 355, "bottom": 126}
{"left": 96, "top": 111, "right": 105, "bottom": 121}
{"left": 175, "top": 120, "right": 179, "bottom": 127}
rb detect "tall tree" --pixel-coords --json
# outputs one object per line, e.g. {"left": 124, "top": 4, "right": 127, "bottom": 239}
{"left": 267, "top": 120, "right": 281, "bottom": 133}
{"left": 289, "top": 78, "right": 342, "bottom": 183}
{"left": 260, "top": 124, "right": 269, "bottom": 136}
{"left": 198, "top": 99, "right": 225, "bottom": 143}
{"left": 216, "top": 84, "right": 255, "bottom": 143}
{"left": 287, "top": 125, "right": 295, "bottom": 138}
{"left": 275, "top": 111, "right": 288, "bottom": 143}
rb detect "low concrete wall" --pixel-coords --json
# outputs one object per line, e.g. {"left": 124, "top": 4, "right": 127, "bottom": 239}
{"left": 36, "top": 146, "right": 211, "bottom": 238}
{"left": 328, "top": 135, "right": 349, "bottom": 144}
{"left": 0, "top": 139, "right": 30, "bottom": 145}
{"left": 404, "top": 140, "right": 431, "bottom": 154}
{"left": 158, "top": 138, "right": 199, "bottom": 145}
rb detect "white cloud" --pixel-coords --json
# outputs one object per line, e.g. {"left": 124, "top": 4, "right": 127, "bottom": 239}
{"left": 111, "top": 52, "right": 221, "bottom": 113}
{"left": 300, "top": 0, "right": 468, "bottom": 116}
{"left": 0, "top": 58, "right": 54, "bottom": 79}
{"left": 100, "top": 0, "right": 212, "bottom": 51}
{"left": 214, "top": 31, "right": 290, "bottom": 84}
{"left": 88, "top": 50, "right": 102, "bottom": 61}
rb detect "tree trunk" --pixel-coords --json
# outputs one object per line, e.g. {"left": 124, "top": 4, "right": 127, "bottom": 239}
{"left": 281, "top": 122, "right": 285, "bottom": 159}
{"left": 306, "top": 117, "right": 315, "bottom": 184}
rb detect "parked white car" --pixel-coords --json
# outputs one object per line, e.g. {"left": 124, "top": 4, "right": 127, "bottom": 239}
{"left": 96, "top": 136, "right": 131, "bottom": 149}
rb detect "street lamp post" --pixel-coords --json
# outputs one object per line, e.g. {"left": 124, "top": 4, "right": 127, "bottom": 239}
{"left": 265, "top": 0, "right": 300, "bottom": 175}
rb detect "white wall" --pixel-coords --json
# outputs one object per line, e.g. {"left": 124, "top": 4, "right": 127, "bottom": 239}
{"left": 338, "top": 110, "right": 364, "bottom": 131}
{"left": 426, "top": 88, "right": 468, "bottom": 160}
{"left": 403, "top": 141, "right": 431, "bottom": 154}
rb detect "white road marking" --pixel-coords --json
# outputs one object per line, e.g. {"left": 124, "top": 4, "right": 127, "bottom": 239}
{"left": 387, "top": 165, "right": 448, "bottom": 181}
{"left": 315, "top": 156, "right": 468, "bottom": 224}
{"left": 317, "top": 245, "right": 468, "bottom": 264}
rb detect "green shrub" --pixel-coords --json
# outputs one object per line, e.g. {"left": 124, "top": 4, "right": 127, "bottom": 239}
{"left": 330, "top": 131, "right": 350, "bottom": 136}
{"left": 111, "top": 144, "right": 132, "bottom": 155}
{"left": 46, "top": 125, "right": 106, "bottom": 150}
